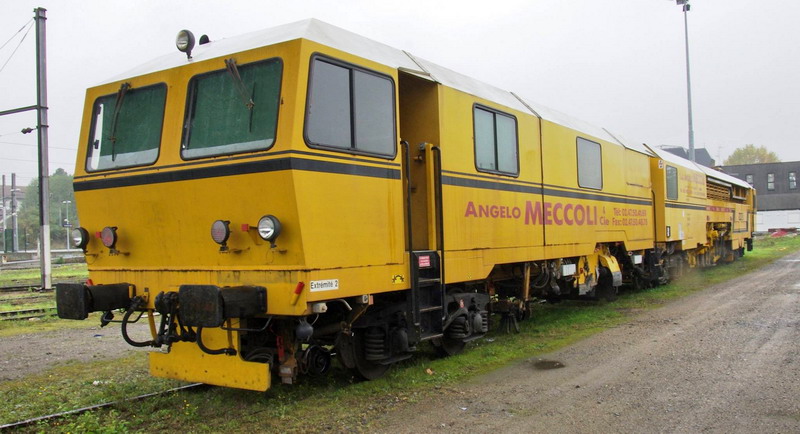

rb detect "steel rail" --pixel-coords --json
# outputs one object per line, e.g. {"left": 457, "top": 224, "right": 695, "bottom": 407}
{"left": 0, "top": 383, "right": 206, "bottom": 430}
{"left": 0, "top": 307, "right": 56, "bottom": 321}
{"left": 0, "top": 294, "right": 53, "bottom": 303}
{"left": 0, "top": 285, "right": 45, "bottom": 293}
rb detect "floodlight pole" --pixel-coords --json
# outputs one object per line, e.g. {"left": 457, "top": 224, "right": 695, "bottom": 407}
{"left": 34, "top": 7, "right": 52, "bottom": 290}
{"left": 676, "top": 0, "right": 695, "bottom": 162}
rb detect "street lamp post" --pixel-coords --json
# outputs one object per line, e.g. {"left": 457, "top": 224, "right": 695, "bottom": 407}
{"left": 671, "top": 0, "right": 695, "bottom": 162}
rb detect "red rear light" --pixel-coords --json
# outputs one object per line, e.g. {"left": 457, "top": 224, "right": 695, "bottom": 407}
{"left": 210, "top": 220, "right": 230, "bottom": 245}
{"left": 101, "top": 226, "right": 118, "bottom": 248}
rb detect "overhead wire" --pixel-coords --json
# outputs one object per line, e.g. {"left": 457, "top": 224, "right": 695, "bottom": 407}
{"left": 0, "top": 20, "right": 85, "bottom": 182}
{"left": 0, "top": 20, "right": 34, "bottom": 75}
{"left": 0, "top": 19, "right": 32, "bottom": 52}
{"left": 0, "top": 141, "right": 77, "bottom": 151}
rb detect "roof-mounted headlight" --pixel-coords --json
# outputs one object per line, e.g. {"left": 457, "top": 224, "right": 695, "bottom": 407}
{"left": 211, "top": 220, "right": 231, "bottom": 251}
{"left": 176, "top": 29, "right": 195, "bottom": 59}
{"left": 71, "top": 227, "right": 89, "bottom": 251}
{"left": 257, "top": 215, "right": 282, "bottom": 247}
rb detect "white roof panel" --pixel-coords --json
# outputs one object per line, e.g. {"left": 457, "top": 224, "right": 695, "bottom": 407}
{"left": 647, "top": 145, "right": 703, "bottom": 172}
{"left": 99, "top": 19, "right": 661, "bottom": 159}
{"left": 647, "top": 146, "right": 753, "bottom": 190}
{"left": 101, "top": 19, "right": 422, "bottom": 85}
{"left": 696, "top": 164, "right": 752, "bottom": 189}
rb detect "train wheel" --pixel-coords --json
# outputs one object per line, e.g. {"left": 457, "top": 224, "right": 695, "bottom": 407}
{"left": 632, "top": 272, "right": 649, "bottom": 291}
{"left": 432, "top": 336, "right": 466, "bottom": 357}
{"left": 517, "top": 300, "right": 535, "bottom": 321}
{"left": 596, "top": 269, "right": 617, "bottom": 302}
{"left": 351, "top": 329, "right": 390, "bottom": 380}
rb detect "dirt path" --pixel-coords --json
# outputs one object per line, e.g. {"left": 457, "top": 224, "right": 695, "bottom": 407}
{"left": 0, "top": 321, "right": 150, "bottom": 382}
{"left": 375, "top": 252, "right": 800, "bottom": 433}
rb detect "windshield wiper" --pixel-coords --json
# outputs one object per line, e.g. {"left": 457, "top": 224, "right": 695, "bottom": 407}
{"left": 225, "top": 58, "right": 255, "bottom": 110}
{"left": 109, "top": 82, "right": 131, "bottom": 161}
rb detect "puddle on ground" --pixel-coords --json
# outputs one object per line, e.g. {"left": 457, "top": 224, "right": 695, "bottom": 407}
{"left": 532, "top": 359, "right": 566, "bottom": 370}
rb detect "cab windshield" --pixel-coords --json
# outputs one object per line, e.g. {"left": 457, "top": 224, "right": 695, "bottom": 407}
{"left": 181, "top": 58, "right": 282, "bottom": 159}
{"left": 86, "top": 83, "right": 166, "bottom": 171}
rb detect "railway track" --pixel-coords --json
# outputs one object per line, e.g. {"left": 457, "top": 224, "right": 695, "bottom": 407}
{"left": 0, "top": 285, "right": 45, "bottom": 293}
{"left": 1, "top": 294, "right": 53, "bottom": 303}
{"left": 0, "top": 383, "right": 206, "bottom": 430}
{"left": 0, "top": 307, "right": 57, "bottom": 321}
{"left": 0, "top": 285, "right": 56, "bottom": 320}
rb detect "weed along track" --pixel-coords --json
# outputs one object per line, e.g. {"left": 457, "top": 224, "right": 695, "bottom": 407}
{"left": 0, "top": 383, "right": 205, "bottom": 431}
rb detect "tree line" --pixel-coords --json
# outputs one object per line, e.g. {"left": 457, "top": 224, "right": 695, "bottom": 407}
{"left": 15, "top": 168, "right": 76, "bottom": 250}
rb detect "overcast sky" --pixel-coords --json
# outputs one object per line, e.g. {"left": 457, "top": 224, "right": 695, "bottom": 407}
{"left": 1, "top": 0, "right": 798, "bottom": 186}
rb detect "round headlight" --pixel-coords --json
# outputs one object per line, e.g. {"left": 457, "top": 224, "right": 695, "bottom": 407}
{"left": 100, "top": 226, "right": 117, "bottom": 249}
{"left": 257, "top": 215, "right": 282, "bottom": 241}
{"left": 71, "top": 227, "right": 89, "bottom": 250}
{"left": 176, "top": 29, "right": 195, "bottom": 53}
{"left": 211, "top": 220, "right": 231, "bottom": 245}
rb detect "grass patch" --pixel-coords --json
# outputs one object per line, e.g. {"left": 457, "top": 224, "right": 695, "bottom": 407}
{"left": 0, "top": 353, "right": 186, "bottom": 431}
{"left": 3, "top": 235, "right": 800, "bottom": 432}
{"left": 0, "top": 263, "right": 88, "bottom": 287}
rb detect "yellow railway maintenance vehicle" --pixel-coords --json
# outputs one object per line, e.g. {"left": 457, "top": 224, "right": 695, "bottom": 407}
{"left": 56, "top": 19, "right": 755, "bottom": 391}
{"left": 648, "top": 147, "right": 755, "bottom": 275}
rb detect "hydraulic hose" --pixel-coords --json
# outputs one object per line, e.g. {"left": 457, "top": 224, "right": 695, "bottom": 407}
{"left": 196, "top": 327, "right": 237, "bottom": 356}
{"left": 121, "top": 306, "right": 156, "bottom": 348}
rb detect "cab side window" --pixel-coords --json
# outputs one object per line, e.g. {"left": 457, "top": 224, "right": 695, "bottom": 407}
{"left": 305, "top": 56, "right": 396, "bottom": 157}
{"left": 474, "top": 105, "right": 518, "bottom": 176}
{"left": 666, "top": 165, "right": 678, "bottom": 200}
{"left": 577, "top": 137, "right": 602, "bottom": 189}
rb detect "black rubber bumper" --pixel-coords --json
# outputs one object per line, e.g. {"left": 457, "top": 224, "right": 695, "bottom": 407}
{"left": 178, "top": 285, "right": 267, "bottom": 328}
{"left": 55, "top": 283, "right": 133, "bottom": 320}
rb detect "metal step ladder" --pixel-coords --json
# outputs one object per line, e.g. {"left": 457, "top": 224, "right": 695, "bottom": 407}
{"left": 410, "top": 250, "right": 444, "bottom": 341}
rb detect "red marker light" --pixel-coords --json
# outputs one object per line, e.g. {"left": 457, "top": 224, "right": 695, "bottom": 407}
{"left": 100, "top": 226, "right": 118, "bottom": 248}
{"left": 241, "top": 224, "right": 250, "bottom": 232}
{"left": 291, "top": 282, "right": 305, "bottom": 306}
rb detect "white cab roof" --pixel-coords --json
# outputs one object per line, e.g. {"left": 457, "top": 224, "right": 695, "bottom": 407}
{"left": 104, "top": 19, "right": 653, "bottom": 155}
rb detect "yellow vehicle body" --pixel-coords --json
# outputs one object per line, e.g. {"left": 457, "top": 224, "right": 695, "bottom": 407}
{"left": 650, "top": 148, "right": 755, "bottom": 268}
{"left": 58, "top": 20, "right": 755, "bottom": 391}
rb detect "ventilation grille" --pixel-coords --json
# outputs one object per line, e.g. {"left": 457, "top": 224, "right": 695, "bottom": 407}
{"left": 706, "top": 182, "right": 731, "bottom": 201}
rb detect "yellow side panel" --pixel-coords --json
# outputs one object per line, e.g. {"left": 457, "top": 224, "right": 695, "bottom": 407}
{"left": 293, "top": 170, "right": 404, "bottom": 268}
{"left": 653, "top": 157, "right": 710, "bottom": 249}
{"left": 540, "top": 120, "right": 653, "bottom": 251}
{"left": 437, "top": 86, "right": 544, "bottom": 253}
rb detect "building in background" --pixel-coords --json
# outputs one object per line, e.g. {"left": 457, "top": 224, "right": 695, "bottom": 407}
{"left": 721, "top": 161, "right": 800, "bottom": 232}
{"left": 659, "top": 146, "right": 716, "bottom": 167}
